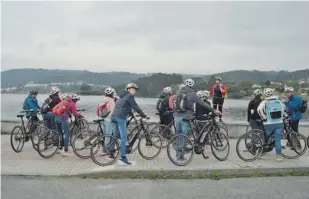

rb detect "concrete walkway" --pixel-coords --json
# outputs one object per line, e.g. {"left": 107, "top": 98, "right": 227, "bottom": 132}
{"left": 1, "top": 135, "right": 309, "bottom": 178}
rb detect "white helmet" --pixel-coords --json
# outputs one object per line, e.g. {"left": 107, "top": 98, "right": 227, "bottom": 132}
{"left": 203, "top": 90, "right": 210, "bottom": 98}
{"left": 216, "top": 77, "right": 222, "bottom": 81}
{"left": 50, "top": 87, "right": 60, "bottom": 95}
{"left": 263, "top": 88, "right": 274, "bottom": 97}
{"left": 184, "top": 79, "right": 195, "bottom": 88}
{"left": 70, "top": 93, "right": 80, "bottom": 100}
{"left": 196, "top": 90, "right": 203, "bottom": 98}
{"left": 179, "top": 84, "right": 185, "bottom": 89}
{"left": 253, "top": 89, "right": 262, "bottom": 96}
{"left": 60, "top": 93, "right": 68, "bottom": 100}
{"left": 104, "top": 87, "right": 114, "bottom": 95}
{"left": 126, "top": 83, "right": 138, "bottom": 90}
{"left": 163, "top": 87, "right": 172, "bottom": 93}
{"left": 285, "top": 87, "right": 294, "bottom": 92}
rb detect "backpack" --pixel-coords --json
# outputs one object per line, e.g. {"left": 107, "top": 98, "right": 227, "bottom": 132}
{"left": 299, "top": 99, "right": 308, "bottom": 113}
{"left": 22, "top": 99, "right": 28, "bottom": 110}
{"left": 157, "top": 97, "right": 168, "bottom": 112}
{"left": 41, "top": 98, "right": 52, "bottom": 114}
{"left": 97, "top": 101, "right": 110, "bottom": 118}
{"left": 265, "top": 99, "right": 283, "bottom": 123}
{"left": 169, "top": 95, "right": 175, "bottom": 109}
{"left": 175, "top": 93, "right": 188, "bottom": 113}
{"left": 52, "top": 99, "right": 69, "bottom": 116}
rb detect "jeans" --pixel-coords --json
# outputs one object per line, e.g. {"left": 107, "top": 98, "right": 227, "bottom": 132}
{"left": 175, "top": 116, "right": 190, "bottom": 159}
{"left": 101, "top": 120, "right": 113, "bottom": 152}
{"left": 264, "top": 123, "right": 284, "bottom": 155}
{"left": 55, "top": 116, "right": 70, "bottom": 152}
{"left": 110, "top": 115, "right": 127, "bottom": 158}
{"left": 43, "top": 112, "right": 55, "bottom": 130}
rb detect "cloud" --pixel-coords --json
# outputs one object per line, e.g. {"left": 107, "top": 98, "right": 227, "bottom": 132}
{"left": 1, "top": 1, "right": 309, "bottom": 74}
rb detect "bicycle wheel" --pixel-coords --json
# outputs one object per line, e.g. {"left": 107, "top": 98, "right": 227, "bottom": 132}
{"left": 218, "top": 124, "right": 229, "bottom": 138}
{"left": 72, "top": 129, "right": 96, "bottom": 159}
{"left": 167, "top": 134, "right": 194, "bottom": 166}
{"left": 80, "top": 118, "right": 89, "bottom": 130}
{"left": 31, "top": 125, "right": 47, "bottom": 152}
{"left": 91, "top": 135, "right": 120, "bottom": 166}
{"left": 281, "top": 131, "right": 307, "bottom": 159}
{"left": 236, "top": 130, "right": 263, "bottom": 162}
{"left": 138, "top": 131, "right": 163, "bottom": 160}
{"left": 37, "top": 129, "right": 60, "bottom": 159}
{"left": 10, "top": 126, "right": 25, "bottom": 153}
{"left": 151, "top": 124, "right": 172, "bottom": 148}
{"left": 307, "top": 135, "right": 309, "bottom": 150}
{"left": 210, "top": 131, "right": 230, "bottom": 161}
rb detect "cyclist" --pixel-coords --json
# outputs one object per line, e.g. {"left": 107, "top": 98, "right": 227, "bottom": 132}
{"left": 23, "top": 90, "right": 40, "bottom": 141}
{"left": 97, "top": 87, "right": 116, "bottom": 156}
{"left": 282, "top": 87, "right": 302, "bottom": 133}
{"left": 257, "top": 88, "right": 285, "bottom": 162}
{"left": 195, "top": 90, "right": 211, "bottom": 120}
{"left": 53, "top": 93, "right": 83, "bottom": 156}
{"left": 60, "top": 93, "right": 68, "bottom": 100}
{"left": 157, "top": 87, "right": 173, "bottom": 126}
{"left": 247, "top": 89, "right": 264, "bottom": 131}
{"left": 174, "top": 79, "right": 220, "bottom": 161}
{"left": 42, "top": 87, "right": 61, "bottom": 130}
{"left": 209, "top": 77, "right": 227, "bottom": 121}
{"left": 110, "top": 83, "right": 147, "bottom": 165}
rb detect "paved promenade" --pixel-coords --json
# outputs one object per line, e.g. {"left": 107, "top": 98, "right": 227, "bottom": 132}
{"left": 1, "top": 135, "right": 309, "bottom": 177}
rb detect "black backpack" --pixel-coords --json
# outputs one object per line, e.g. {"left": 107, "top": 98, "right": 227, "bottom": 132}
{"left": 157, "top": 97, "right": 169, "bottom": 112}
{"left": 299, "top": 99, "right": 308, "bottom": 113}
{"left": 41, "top": 98, "right": 52, "bottom": 114}
{"left": 175, "top": 93, "right": 188, "bottom": 113}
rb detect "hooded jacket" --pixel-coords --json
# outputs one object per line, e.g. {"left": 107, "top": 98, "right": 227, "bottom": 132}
{"left": 174, "top": 86, "right": 214, "bottom": 119}
{"left": 257, "top": 96, "right": 285, "bottom": 125}
{"left": 284, "top": 95, "right": 302, "bottom": 121}
{"left": 58, "top": 97, "right": 82, "bottom": 120}
{"left": 247, "top": 94, "right": 262, "bottom": 122}
{"left": 112, "top": 90, "right": 146, "bottom": 120}
{"left": 100, "top": 96, "right": 116, "bottom": 121}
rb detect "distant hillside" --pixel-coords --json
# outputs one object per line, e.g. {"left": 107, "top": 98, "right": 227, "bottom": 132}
{"left": 1, "top": 69, "right": 146, "bottom": 88}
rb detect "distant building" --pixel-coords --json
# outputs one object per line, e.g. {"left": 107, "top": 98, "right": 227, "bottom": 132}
{"left": 270, "top": 82, "right": 282, "bottom": 86}
{"left": 252, "top": 84, "right": 262, "bottom": 88}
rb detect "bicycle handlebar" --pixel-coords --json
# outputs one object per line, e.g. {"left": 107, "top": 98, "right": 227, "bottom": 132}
{"left": 77, "top": 109, "right": 86, "bottom": 112}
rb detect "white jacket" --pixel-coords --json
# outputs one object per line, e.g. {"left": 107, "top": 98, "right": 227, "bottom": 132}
{"left": 257, "top": 96, "right": 285, "bottom": 125}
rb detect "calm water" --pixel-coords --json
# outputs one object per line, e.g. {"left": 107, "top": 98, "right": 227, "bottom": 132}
{"left": 1, "top": 94, "right": 308, "bottom": 123}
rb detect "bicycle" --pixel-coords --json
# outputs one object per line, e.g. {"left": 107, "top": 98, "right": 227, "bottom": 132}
{"left": 69, "top": 109, "right": 88, "bottom": 143}
{"left": 71, "top": 114, "right": 139, "bottom": 159}
{"left": 37, "top": 126, "right": 60, "bottom": 159}
{"left": 90, "top": 116, "right": 163, "bottom": 166}
{"left": 236, "top": 116, "right": 307, "bottom": 162}
{"left": 167, "top": 114, "right": 230, "bottom": 166}
{"left": 10, "top": 110, "right": 48, "bottom": 153}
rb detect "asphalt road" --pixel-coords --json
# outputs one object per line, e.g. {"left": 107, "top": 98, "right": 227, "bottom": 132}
{"left": 2, "top": 176, "right": 309, "bottom": 199}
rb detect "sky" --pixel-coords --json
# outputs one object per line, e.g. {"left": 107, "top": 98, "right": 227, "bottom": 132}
{"left": 1, "top": 1, "right": 309, "bottom": 74}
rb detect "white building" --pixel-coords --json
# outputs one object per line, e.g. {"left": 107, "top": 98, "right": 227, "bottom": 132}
{"left": 252, "top": 84, "right": 262, "bottom": 88}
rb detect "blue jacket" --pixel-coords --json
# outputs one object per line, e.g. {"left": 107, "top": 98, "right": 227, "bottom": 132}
{"left": 112, "top": 91, "right": 146, "bottom": 120}
{"left": 24, "top": 95, "right": 40, "bottom": 116}
{"left": 284, "top": 95, "right": 302, "bottom": 121}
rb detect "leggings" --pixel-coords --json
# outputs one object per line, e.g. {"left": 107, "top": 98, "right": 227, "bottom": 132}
{"left": 213, "top": 98, "right": 224, "bottom": 118}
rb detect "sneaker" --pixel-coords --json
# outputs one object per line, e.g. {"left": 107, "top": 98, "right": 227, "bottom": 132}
{"left": 119, "top": 157, "right": 132, "bottom": 165}
{"left": 61, "top": 150, "right": 73, "bottom": 157}
{"left": 108, "top": 154, "right": 116, "bottom": 159}
{"left": 219, "top": 118, "right": 223, "bottom": 122}
{"left": 25, "top": 135, "right": 30, "bottom": 142}
{"left": 276, "top": 156, "right": 282, "bottom": 163}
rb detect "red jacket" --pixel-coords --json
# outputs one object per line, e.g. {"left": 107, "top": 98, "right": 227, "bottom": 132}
{"left": 209, "top": 83, "right": 227, "bottom": 97}
{"left": 60, "top": 97, "right": 82, "bottom": 119}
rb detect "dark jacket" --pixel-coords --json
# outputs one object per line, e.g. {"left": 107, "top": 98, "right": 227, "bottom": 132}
{"left": 195, "top": 99, "right": 211, "bottom": 120}
{"left": 112, "top": 90, "right": 146, "bottom": 120}
{"left": 157, "top": 93, "right": 171, "bottom": 112}
{"left": 284, "top": 95, "right": 302, "bottom": 121}
{"left": 247, "top": 94, "right": 262, "bottom": 122}
{"left": 174, "top": 86, "right": 214, "bottom": 119}
{"left": 49, "top": 94, "right": 61, "bottom": 111}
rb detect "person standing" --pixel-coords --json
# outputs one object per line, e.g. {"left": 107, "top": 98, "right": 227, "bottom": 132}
{"left": 247, "top": 89, "right": 264, "bottom": 131}
{"left": 157, "top": 87, "right": 173, "bottom": 126}
{"left": 209, "top": 77, "right": 227, "bottom": 121}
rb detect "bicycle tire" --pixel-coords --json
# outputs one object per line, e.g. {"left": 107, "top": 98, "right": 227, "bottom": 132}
{"left": 236, "top": 131, "right": 263, "bottom": 162}
{"left": 30, "top": 125, "right": 47, "bottom": 152}
{"left": 307, "top": 135, "right": 309, "bottom": 150}
{"left": 37, "top": 129, "right": 60, "bottom": 159}
{"left": 281, "top": 131, "right": 307, "bottom": 159}
{"left": 151, "top": 124, "right": 172, "bottom": 148}
{"left": 217, "top": 124, "right": 229, "bottom": 138}
{"left": 72, "top": 129, "right": 96, "bottom": 159}
{"left": 10, "top": 125, "right": 25, "bottom": 153}
{"left": 167, "top": 134, "right": 194, "bottom": 166}
{"left": 210, "top": 132, "right": 230, "bottom": 161}
{"left": 138, "top": 131, "right": 163, "bottom": 160}
{"left": 90, "top": 135, "right": 120, "bottom": 167}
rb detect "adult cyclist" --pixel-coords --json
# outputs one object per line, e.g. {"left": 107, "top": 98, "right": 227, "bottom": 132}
{"left": 157, "top": 87, "right": 173, "bottom": 126}
{"left": 23, "top": 90, "right": 40, "bottom": 141}
{"left": 110, "top": 83, "right": 147, "bottom": 165}
{"left": 174, "top": 79, "right": 221, "bottom": 161}
{"left": 247, "top": 89, "right": 264, "bottom": 131}
{"left": 257, "top": 88, "right": 285, "bottom": 162}
{"left": 42, "top": 87, "right": 61, "bottom": 130}
{"left": 209, "top": 77, "right": 227, "bottom": 121}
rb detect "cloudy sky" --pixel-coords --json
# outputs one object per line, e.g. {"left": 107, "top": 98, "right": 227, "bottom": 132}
{"left": 1, "top": 1, "right": 309, "bottom": 74}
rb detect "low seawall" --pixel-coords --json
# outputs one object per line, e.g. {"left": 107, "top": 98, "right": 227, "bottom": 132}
{"left": 1, "top": 120, "right": 308, "bottom": 138}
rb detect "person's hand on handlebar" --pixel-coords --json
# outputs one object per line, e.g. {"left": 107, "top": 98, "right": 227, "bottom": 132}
{"left": 213, "top": 110, "right": 222, "bottom": 116}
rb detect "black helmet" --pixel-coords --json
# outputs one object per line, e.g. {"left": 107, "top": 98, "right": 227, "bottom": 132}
{"left": 29, "top": 90, "right": 38, "bottom": 95}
